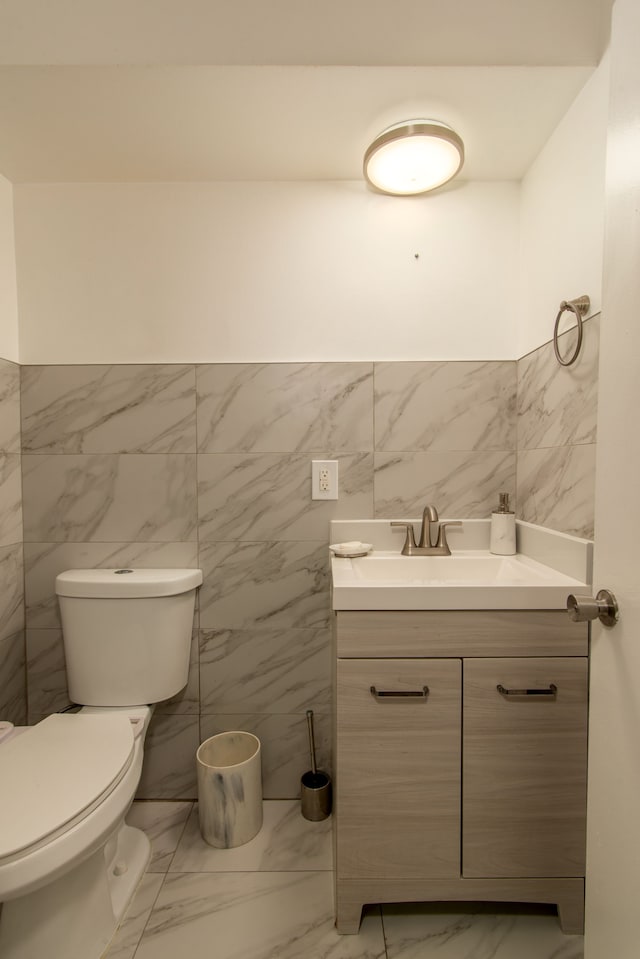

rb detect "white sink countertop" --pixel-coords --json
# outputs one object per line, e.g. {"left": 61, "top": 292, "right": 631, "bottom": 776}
{"left": 330, "top": 519, "right": 592, "bottom": 611}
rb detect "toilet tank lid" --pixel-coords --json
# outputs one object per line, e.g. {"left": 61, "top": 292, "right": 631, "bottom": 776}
{"left": 55, "top": 568, "right": 203, "bottom": 598}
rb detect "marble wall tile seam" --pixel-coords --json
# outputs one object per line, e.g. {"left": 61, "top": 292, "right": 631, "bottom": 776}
{"left": 196, "top": 536, "right": 333, "bottom": 543}
{"left": 372, "top": 359, "right": 518, "bottom": 368}
{"left": 372, "top": 443, "right": 518, "bottom": 453}
{"left": 198, "top": 708, "right": 332, "bottom": 716}
{"left": 197, "top": 536, "right": 353, "bottom": 546}
{"left": 22, "top": 534, "right": 201, "bottom": 546}
{"left": 0, "top": 438, "right": 22, "bottom": 457}
{"left": 21, "top": 443, "right": 378, "bottom": 457}
{"left": 196, "top": 449, "right": 372, "bottom": 456}
{"left": 198, "top": 612, "right": 332, "bottom": 633}
{"left": 516, "top": 439, "right": 597, "bottom": 452}
{"left": 20, "top": 363, "right": 197, "bottom": 370}
{"left": 195, "top": 361, "right": 375, "bottom": 370}
{"left": 194, "top": 440, "right": 377, "bottom": 456}
{"left": 20, "top": 451, "right": 198, "bottom": 457}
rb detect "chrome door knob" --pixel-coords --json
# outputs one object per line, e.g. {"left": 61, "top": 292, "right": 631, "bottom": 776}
{"left": 567, "top": 589, "right": 619, "bottom": 627}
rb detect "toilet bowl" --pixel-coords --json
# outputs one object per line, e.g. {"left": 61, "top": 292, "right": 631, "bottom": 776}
{"left": 0, "top": 707, "right": 152, "bottom": 959}
{"left": 0, "top": 566, "right": 202, "bottom": 959}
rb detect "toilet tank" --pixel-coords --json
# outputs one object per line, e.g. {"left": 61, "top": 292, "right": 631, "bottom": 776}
{"left": 55, "top": 568, "right": 203, "bottom": 707}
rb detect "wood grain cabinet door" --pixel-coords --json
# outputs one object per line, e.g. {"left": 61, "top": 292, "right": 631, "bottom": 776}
{"left": 462, "top": 657, "right": 588, "bottom": 879}
{"left": 336, "top": 657, "right": 461, "bottom": 880}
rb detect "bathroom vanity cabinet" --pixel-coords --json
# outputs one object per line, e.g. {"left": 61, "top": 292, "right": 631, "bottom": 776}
{"left": 333, "top": 609, "right": 588, "bottom": 935}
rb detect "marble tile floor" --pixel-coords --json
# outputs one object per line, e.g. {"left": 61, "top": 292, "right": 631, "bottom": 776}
{"left": 106, "top": 800, "right": 584, "bottom": 959}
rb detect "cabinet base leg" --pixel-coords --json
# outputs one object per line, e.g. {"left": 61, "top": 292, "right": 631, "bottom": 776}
{"left": 335, "top": 900, "right": 364, "bottom": 934}
{"left": 557, "top": 887, "right": 585, "bottom": 935}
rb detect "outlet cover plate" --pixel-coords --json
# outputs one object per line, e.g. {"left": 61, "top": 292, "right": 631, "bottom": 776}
{"left": 312, "top": 460, "right": 338, "bottom": 500}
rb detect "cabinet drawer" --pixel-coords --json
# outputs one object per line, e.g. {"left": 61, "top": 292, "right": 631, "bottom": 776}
{"left": 462, "top": 658, "right": 588, "bottom": 879}
{"left": 336, "top": 658, "right": 461, "bottom": 880}
{"left": 335, "top": 610, "right": 588, "bottom": 658}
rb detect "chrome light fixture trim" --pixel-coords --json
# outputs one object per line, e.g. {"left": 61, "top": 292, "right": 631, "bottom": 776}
{"left": 363, "top": 119, "right": 465, "bottom": 196}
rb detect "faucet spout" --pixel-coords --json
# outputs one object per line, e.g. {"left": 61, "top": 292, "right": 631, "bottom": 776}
{"left": 390, "top": 506, "right": 461, "bottom": 556}
{"left": 418, "top": 505, "right": 439, "bottom": 548}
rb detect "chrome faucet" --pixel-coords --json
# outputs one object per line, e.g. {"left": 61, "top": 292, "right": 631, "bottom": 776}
{"left": 391, "top": 506, "right": 462, "bottom": 556}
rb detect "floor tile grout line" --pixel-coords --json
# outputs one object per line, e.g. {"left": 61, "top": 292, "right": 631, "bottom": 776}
{"left": 379, "top": 904, "right": 390, "bottom": 959}
{"left": 165, "top": 867, "right": 334, "bottom": 875}
{"left": 109, "top": 800, "right": 195, "bottom": 959}
{"left": 129, "top": 873, "right": 167, "bottom": 959}
{"left": 160, "top": 866, "right": 332, "bottom": 872}
{"left": 115, "top": 803, "right": 336, "bottom": 956}
{"left": 162, "top": 800, "right": 195, "bottom": 874}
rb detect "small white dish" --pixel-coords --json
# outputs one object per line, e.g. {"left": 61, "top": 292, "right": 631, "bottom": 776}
{"left": 329, "top": 541, "right": 373, "bottom": 558}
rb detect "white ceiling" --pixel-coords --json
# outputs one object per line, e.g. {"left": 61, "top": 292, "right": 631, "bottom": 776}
{"left": 0, "top": 0, "right": 612, "bottom": 183}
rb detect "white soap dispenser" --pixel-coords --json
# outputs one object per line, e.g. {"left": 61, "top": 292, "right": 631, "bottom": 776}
{"left": 490, "top": 492, "right": 516, "bottom": 555}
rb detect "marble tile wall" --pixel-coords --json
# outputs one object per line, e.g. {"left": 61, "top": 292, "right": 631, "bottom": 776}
{"left": 20, "top": 359, "right": 518, "bottom": 799}
{"left": 0, "top": 356, "right": 25, "bottom": 725}
{"left": 517, "top": 316, "right": 600, "bottom": 539}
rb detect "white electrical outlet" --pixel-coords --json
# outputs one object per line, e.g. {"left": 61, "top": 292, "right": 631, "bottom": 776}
{"left": 319, "top": 467, "right": 330, "bottom": 491}
{"left": 312, "top": 460, "right": 338, "bottom": 500}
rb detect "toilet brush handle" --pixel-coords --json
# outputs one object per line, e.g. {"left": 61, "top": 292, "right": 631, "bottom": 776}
{"left": 306, "top": 709, "right": 317, "bottom": 775}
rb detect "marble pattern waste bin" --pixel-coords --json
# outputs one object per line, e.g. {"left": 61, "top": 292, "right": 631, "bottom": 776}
{"left": 196, "top": 731, "right": 263, "bottom": 848}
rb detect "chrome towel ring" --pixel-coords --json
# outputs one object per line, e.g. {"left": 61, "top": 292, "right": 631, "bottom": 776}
{"left": 553, "top": 295, "right": 590, "bottom": 366}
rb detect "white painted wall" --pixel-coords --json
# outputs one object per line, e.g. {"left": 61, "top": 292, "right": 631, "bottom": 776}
{"left": 14, "top": 180, "right": 519, "bottom": 364}
{"left": 11, "top": 57, "right": 610, "bottom": 367}
{"left": 0, "top": 174, "right": 19, "bottom": 362}
{"left": 517, "top": 56, "right": 609, "bottom": 358}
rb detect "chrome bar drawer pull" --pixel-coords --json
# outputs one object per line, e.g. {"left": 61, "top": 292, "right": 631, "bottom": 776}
{"left": 370, "top": 685, "right": 429, "bottom": 699}
{"left": 497, "top": 683, "right": 558, "bottom": 697}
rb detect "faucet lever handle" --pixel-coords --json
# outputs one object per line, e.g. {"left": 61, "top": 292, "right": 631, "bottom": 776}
{"left": 435, "top": 521, "right": 462, "bottom": 554}
{"left": 390, "top": 522, "right": 417, "bottom": 555}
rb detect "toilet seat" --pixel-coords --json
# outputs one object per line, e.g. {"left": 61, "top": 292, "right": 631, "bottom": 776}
{"left": 0, "top": 713, "right": 134, "bottom": 863}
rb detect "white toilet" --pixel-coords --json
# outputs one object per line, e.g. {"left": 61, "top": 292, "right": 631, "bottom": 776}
{"left": 0, "top": 567, "right": 202, "bottom": 959}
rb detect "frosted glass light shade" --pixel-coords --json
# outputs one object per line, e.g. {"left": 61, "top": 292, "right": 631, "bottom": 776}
{"left": 364, "top": 120, "right": 464, "bottom": 196}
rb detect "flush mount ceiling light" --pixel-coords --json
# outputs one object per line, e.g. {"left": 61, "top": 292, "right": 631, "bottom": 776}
{"left": 363, "top": 119, "right": 464, "bottom": 196}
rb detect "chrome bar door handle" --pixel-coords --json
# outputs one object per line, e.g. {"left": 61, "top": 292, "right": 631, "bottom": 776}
{"left": 370, "top": 685, "right": 429, "bottom": 699}
{"left": 497, "top": 683, "right": 557, "bottom": 697}
{"left": 567, "top": 589, "right": 619, "bottom": 627}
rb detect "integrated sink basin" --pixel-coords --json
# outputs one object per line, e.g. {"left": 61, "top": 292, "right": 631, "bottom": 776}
{"left": 331, "top": 549, "right": 589, "bottom": 611}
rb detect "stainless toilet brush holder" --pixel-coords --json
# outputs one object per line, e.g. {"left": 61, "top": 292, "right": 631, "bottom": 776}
{"left": 300, "top": 710, "right": 332, "bottom": 821}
